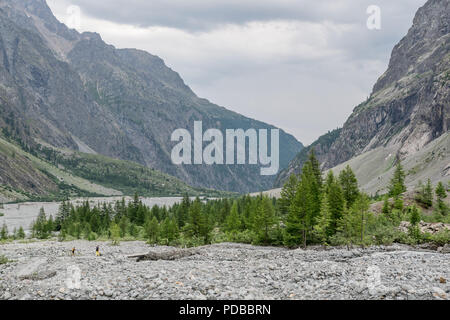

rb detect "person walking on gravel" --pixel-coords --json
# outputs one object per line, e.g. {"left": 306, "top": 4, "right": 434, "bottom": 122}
{"left": 71, "top": 247, "right": 76, "bottom": 256}
{"left": 96, "top": 245, "right": 101, "bottom": 257}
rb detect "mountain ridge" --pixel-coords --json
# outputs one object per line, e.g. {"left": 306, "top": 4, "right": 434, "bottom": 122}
{"left": 0, "top": 0, "right": 303, "bottom": 194}
{"left": 275, "top": 0, "right": 449, "bottom": 190}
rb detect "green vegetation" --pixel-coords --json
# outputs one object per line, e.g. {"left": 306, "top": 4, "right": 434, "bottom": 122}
{"left": 388, "top": 161, "right": 407, "bottom": 197}
{"left": 22, "top": 151, "right": 450, "bottom": 248}
{"left": 36, "top": 146, "right": 229, "bottom": 198}
{"left": 415, "top": 179, "right": 434, "bottom": 208}
{"left": 0, "top": 254, "right": 11, "bottom": 265}
{"left": 0, "top": 133, "right": 233, "bottom": 203}
{"left": 435, "top": 182, "right": 449, "bottom": 216}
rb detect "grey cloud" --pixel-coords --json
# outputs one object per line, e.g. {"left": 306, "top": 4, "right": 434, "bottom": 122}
{"left": 47, "top": 0, "right": 428, "bottom": 143}
{"left": 66, "top": 0, "right": 425, "bottom": 32}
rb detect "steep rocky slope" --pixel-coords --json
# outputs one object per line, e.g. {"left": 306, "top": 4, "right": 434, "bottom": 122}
{"left": 276, "top": 0, "right": 449, "bottom": 189}
{"left": 0, "top": 135, "right": 219, "bottom": 203}
{"left": 0, "top": 0, "right": 302, "bottom": 194}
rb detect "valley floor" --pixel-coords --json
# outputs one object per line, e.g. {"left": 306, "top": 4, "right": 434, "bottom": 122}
{"left": 0, "top": 241, "right": 449, "bottom": 300}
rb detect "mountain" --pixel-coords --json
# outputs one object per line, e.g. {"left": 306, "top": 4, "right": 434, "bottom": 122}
{"left": 0, "top": 0, "right": 303, "bottom": 195}
{"left": 275, "top": 0, "right": 449, "bottom": 193}
{"left": 0, "top": 134, "right": 230, "bottom": 204}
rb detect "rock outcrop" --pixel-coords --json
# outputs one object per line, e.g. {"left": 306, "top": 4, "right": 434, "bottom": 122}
{"left": 276, "top": 0, "right": 449, "bottom": 189}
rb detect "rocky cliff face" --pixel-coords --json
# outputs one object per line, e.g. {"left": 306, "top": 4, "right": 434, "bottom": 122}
{"left": 275, "top": 0, "right": 449, "bottom": 188}
{"left": 0, "top": 0, "right": 302, "bottom": 193}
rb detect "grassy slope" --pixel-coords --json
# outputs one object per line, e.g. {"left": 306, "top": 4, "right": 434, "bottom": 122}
{"left": 327, "top": 132, "right": 450, "bottom": 196}
{"left": 256, "top": 132, "right": 449, "bottom": 199}
{"left": 50, "top": 150, "right": 232, "bottom": 198}
{"left": 0, "top": 136, "right": 231, "bottom": 203}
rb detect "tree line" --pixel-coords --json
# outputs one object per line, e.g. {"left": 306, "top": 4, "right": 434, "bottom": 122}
{"left": 10, "top": 150, "right": 449, "bottom": 247}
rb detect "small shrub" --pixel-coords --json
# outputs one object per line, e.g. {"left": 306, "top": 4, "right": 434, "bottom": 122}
{"left": 0, "top": 255, "right": 10, "bottom": 265}
{"left": 87, "top": 232, "right": 98, "bottom": 241}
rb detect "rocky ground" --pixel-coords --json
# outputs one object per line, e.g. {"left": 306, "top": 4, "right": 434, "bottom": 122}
{"left": 0, "top": 241, "right": 449, "bottom": 300}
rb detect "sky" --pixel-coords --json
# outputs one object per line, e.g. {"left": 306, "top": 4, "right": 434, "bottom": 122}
{"left": 47, "top": 0, "right": 427, "bottom": 145}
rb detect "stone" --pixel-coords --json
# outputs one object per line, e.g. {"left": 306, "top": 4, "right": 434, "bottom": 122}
{"left": 432, "top": 287, "right": 447, "bottom": 300}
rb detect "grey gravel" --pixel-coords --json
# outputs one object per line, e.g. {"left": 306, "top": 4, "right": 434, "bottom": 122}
{"left": 0, "top": 241, "right": 448, "bottom": 300}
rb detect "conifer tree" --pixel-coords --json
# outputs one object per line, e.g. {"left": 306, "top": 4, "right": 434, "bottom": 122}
{"left": 0, "top": 223, "right": 8, "bottom": 240}
{"left": 225, "top": 201, "right": 241, "bottom": 233}
{"left": 144, "top": 216, "right": 160, "bottom": 243}
{"left": 284, "top": 170, "right": 313, "bottom": 247}
{"left": 161, "top": 217, "right": 179, "bottom": 243}
{"left": 253, "top": 196, "right": 276, "bottom": 244}
{"left": 409, "top": 205, "right": 421, "bottom": 226}
{"left": 186, "top": 197, "right": 211, "bottom": 243}
{"left": 33, "top": 208, "right": 49, "bottom": 239}
{"left": 339, "top": 165, "right": 359, "bottom": 208}
{"left": 284, "top": 194, "right": 305, "bottom": 247}
{"left": 308, "top": 148, "right": 323, "bottom": 189}
{"left": 326, "top": 172, "right": 346, "bottom": 236}
{"left": 389, "top": 161, "right": 406, "bottom": 197}
{"left": 17, "top": 226, "right": 25, "bottom": 239}
{"left": 382, "top": 196, "right": 391, "bottom": 216}
{"left": 177, "top": 194, "right": 191, "bottom": 227}
{"left": 435, "top": 182, "right": 448, "bottom": 215}
{"left": 279, "top": 174, "right": 298, "bottom": 216}
{"left": 351, "top": 193, "right": 370, "bottom": 244}
{"left": 314, "top": 194, "right": 332, "bottom": 245}
{"left": 109, "top": 223, "right": 121, "bottom": 245}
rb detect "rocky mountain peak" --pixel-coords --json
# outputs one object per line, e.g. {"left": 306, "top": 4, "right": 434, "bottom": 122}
{"left": 275, "top": 0, "right": 449, "bottom": 192}
{"left": 373, "top": 0, "right": 449, "bottom": 93}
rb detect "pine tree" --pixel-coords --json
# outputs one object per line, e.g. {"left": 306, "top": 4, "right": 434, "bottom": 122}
{"left": 327, "top": 171, "right": 346, "bottom": 236}
{"left": 308, "top": 148, "right": 323, "bottom": 189}
{"left": 284, "top": 194, "right": 306, "bottom": 247}
{"left": 382, "top": 196, "right": 391, "bottom": 216}
{"left": 225, "top": 201, "right": 241, "bottom": 233}
{"left": 278, "top": 174, "right": 298, "bottom": 216}
{"left": 56, "top": 200, "right": 71, "bottom": 231}
{"left": 408, "top": 205, "right": 422, "bottom": 241}
{"left": 185, "top": 197, "right": 211, "bottom": 243}
{"left": 33, "top": 208, "right": 49, "bottom": 239}
{"left": 339, "top": 165, "right": 359, "bottom": 208}
{"left": 324, "top": 170, "right": 335, "bottom": 194}
{"left": 423, "top": 179, "right": 433, "bottom": 208}
{"left": 109, "top": 223, "right": 121, "bottom": 245}
{"left": 46, "top": 215, "right": 55, "bottom": 235}
{"left": 253, "top": 196, "right": 276, "bottom": 244}
{"left": 436, "top": 181, "right": 447, "bottom": 199}
{"left": 351, "top": 193, "right": 370, "bottom": 245}
{"left": 118, "top": 216, "right": 129, "bottom": 237}
{"left": 0, "top": 223, "right": 8, "bottom": 240}
{"left": 17, "top": 226, "right": 25, "bottom": 239}
{"left": 314, "top": 194, "right": 332, "bottom": 245}
{"left": 144, "top": 216, "right": 160, "bottom": 243}
{"left": 416, "top": 179, "right": 433, "bottom": 208}
{"left": 388, "top": 161, "right": 406, "bottom": 197}
{"left": 161, "top": 217, "right": 179, "bottom": 243}
{"left": 303, "top": 156, "right": 322, "bottom": 225}
{"left": 435, "top": 182, "right": 448, "bottom": 216}
{"left": 284, "top": 171, "right": 313, "bottom": 247}
{"left": 409, "top": 205, "right": 421, "bottom": 226}
{"left": 177, "top": 194, "right": 191, "bottom": 227}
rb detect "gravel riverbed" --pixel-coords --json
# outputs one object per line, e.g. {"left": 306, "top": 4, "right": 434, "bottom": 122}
{"left": 0, "top": 241, "right": 449, "bottom": 300}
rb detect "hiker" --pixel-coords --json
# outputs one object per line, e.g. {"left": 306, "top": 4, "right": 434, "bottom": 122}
{"left": 71, "top": 247, "right": 76, "bottom": 256}
{"left": 96, "top": 245, "right": 101, "bottom": 257}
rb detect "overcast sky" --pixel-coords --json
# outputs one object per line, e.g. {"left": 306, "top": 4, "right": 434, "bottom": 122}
{"left": 47, "top": 0, "right": 426, "bottom": 145}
